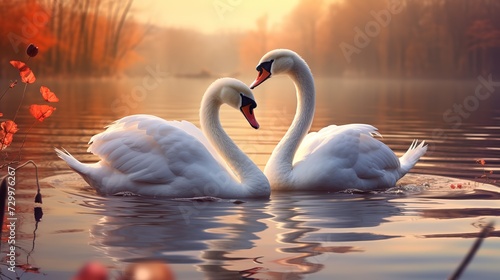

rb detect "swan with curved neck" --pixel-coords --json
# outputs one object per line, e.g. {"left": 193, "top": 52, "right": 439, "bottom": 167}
{"left": 250, "top": 49, "right": 427, "bottom": 191}
{"left": 56, "top": 78, "right": 270, "bottom": 198}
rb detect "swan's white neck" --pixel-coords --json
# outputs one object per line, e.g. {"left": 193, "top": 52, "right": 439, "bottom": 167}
{"left": 200, "top": 92, "right": 269, "bottom": 197}
{"left": 264, "top": 57, "right": 315, "bottom": 186}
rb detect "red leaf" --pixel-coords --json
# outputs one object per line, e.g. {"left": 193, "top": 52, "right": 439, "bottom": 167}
{"left": 0, "top": 120, "right": 18, "bottom": 149}
{"left": 1, "top": 120, "right": 19, "bottom": 134}
{"left": 10, "top": 60, "right": 36, "bottom": 84}
{"left": 40, "top": 86, "right": 59, "bottom": 102}
{"left": 0, "top": 133, "right": 14, "bottom": 149}
{"left": 0, "top": 113, "right": 3, "bottom": 117}
{"left": 29, "top": 104, "right": 56, "bottom": 122}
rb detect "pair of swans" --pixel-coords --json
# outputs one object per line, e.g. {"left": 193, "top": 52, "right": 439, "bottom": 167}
{"left": 56, "top": 78, "right": 269, "bottom": 198}
{"left": 56, "top": 49, "right": 427, "bottom": 198}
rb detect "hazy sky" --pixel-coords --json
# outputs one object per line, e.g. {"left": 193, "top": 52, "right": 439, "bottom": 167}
{"left": 133, "top": 0, "right": 305, "bottom": 33}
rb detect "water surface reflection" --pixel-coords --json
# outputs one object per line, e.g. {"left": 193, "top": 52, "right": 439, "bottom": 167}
{"left": 3, "top": 77, "right": 500, "bottom": 279}
{"left": 74, "top": 177, "right": 497, "bottom": 279}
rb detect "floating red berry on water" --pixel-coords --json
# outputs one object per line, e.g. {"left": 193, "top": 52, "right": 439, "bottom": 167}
{"left": 26, "top": 44, "right": 39, "bottom": 57}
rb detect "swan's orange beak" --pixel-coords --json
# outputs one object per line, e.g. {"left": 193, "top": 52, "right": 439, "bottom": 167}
{"left": 240, "top": 104, "right": 259, "bottom": 129}
{"left": 250, "top": 68, "right": 271, "bottom": 89}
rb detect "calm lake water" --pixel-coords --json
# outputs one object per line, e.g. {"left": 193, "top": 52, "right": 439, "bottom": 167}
{"left": 1, "top": 77, "right": 499, "bottom": 279}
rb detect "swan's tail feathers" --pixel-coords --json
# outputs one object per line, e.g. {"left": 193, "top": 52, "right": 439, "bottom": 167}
{"left": 398, "top": 140, "right": 427, "bottom": 176}
{"left": 55, "top": 148, "right": 89, "bottom": 176}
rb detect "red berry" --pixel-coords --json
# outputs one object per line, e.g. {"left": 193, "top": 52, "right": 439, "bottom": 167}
{"left": 26, "top": 44, "right": 38, "bottom": 57}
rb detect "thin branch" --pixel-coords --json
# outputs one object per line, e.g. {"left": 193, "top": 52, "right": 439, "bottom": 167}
{"left": 448, "top": 221, "right": 495, "bottom": 280}
{"left": 15, "top": 160, "right": 41, "bottom": 194}
{"left": 0, "top": 86, "right": 12, "bottom": 103}
{"left": 12, "top": 82, "right": 28, "bottom": 121}
{"left": 16, "top": 119, "right": 38, "bottom": 162}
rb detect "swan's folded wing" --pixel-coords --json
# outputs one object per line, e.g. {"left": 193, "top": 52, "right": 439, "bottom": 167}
{"left": 294, "top": 124, "right": 400, "bottom": 180}
{"left": 88, "top": 115, "right": 231, "bottom": 184}
{"left": 294, "top": 124, "right": 379, "bottom": 164}
{"left": 164, "top": 120, "right": 230, "bottom": 171}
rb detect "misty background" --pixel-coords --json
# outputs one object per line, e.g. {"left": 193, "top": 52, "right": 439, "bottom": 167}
{"left": 1, "top": 0, "right": 499, "bottom": 79}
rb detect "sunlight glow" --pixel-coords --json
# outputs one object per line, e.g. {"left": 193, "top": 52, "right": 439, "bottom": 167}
{"left": 133, "top": 0, "right": 332, "bottom": 33}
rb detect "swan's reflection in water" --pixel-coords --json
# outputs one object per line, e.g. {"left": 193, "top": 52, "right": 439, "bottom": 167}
{"left": 80, "top": 191, "right": 403, "bottom": 279}
{"left": 263, "top": 193, "right": 401, "bottom": 278}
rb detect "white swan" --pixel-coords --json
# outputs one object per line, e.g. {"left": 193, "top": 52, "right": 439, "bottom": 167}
{"left": 55, "top": 78, "right": 270, "bottom": 198}
{"left": 250, "top": 49, "right": 427, "bottom": 191}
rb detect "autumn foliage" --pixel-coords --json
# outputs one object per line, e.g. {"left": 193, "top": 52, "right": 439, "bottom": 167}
{"left": 238, "top": 0, "right": 500, "bottom": 78}
{"left": 0, "top": 0, "right": 144, "bottom": 77}
{"left": 0, "top": 0, "right": 55, "bottom": 57}
{"left": 10, "top": 60, "right": 36, "bottom": 84}
{"left": 0, "top": 120, "right": 18, "bottom": 150}
{"left": 29, "top": 105, "right": 56, "bottom": 122}
{"left": 1, "top": 44, "right": 57, "bottom": 154}
{"left": 39, "top": 86, "right": 59, "bottom": 102}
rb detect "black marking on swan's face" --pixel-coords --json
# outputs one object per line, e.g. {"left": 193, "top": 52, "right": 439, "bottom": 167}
{"left": 250, "top": 59, "right": 274, "bottom": 89}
